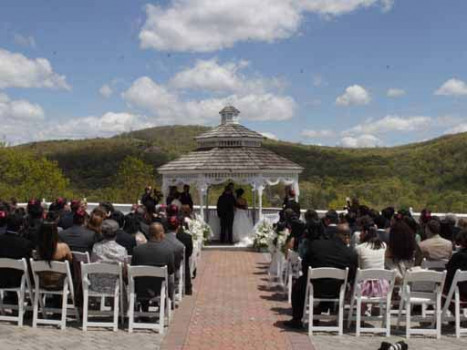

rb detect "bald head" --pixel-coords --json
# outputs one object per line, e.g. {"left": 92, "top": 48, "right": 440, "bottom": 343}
{"left": 149, "top": 222, "right": 165, "bottom": 241}
{"left": 336, "top": 223, "right": 351, "bottom": 245}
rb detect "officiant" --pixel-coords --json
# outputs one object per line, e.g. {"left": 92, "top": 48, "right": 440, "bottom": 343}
{"left": 216, "top": 183, "right": 236, "bottom": 244}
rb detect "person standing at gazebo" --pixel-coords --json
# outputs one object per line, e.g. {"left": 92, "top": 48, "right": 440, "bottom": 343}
{"left": 217, "top": 183, "right": 236, "bottom": 244}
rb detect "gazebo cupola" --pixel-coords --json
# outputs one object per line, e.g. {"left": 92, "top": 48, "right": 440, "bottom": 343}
{"left": 195, "top": 106, "right": 263, "bottom": 149}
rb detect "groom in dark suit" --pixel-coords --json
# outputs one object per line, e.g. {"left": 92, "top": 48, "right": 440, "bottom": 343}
{"left": 216, "top": 183, "right": 236, "bottom": 244}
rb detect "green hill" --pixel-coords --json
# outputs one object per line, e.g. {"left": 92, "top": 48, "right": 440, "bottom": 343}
{"left": 9, "top": 126, "right": 467, "bottom": 212}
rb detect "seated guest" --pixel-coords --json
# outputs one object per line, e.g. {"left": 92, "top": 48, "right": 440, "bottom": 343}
{"left": 415, "top": 219, "right": 453, "bottom": 265}
{"left": 444, "top": 230, "right": 467, "bottom": 301}
{"left": 165, "top": 216, "right": 186, "bottom": 276}
{"left": 110, "top": 211, "right": 136, "bottom": 255}
{"left": 124, "top": 213, "right": 147, "bottom": 246}
{"left": 131, "top": 222, "right": 175, "bottom": 310}
{"left": 90, "top": 220, "right": 127, "bottom": 293}
{"left": 35, "top": 221, "right": 73, "bottom": 290}
{"left": 375, "top": 214, "right": 390, "bottom": 245}
{"left": 322, "top": 209, "right": 339, "bottom": 238}
{"left": 458, "top": 218, "right": 467, "bottom": 232}
{"left": 0, "top": 213, "right": 34, "bottom": 291}
{"left": 298, "top": 209, "right": 325, "bottom": 257}
{"left": 134, "top": 206, "right": 149, "bottom": 237}
{"left": 58, "top": 199, "right": 81, "bottom": 230}
{"left": 86, "top": 209, "right": 104, "bottom": 238}
{"left": 23, "top": 199, "right": 44, "bottom": 246}
{"left": 285, "top": 224, "right": 357, "bottom": 329}
{"left": 176, "top": 219, "right": 194, "bottom": 295}
{"left": 355, "top": 219, "right": 389, "bottom": 306}
{"left": 59, "top": 209, "right": 98, "bottom": 252}
{"left": 441, "top": 214, "right": 460, "bottom": 242}
{"left": 385, "top": 219, "right": 416, "bottom": 284}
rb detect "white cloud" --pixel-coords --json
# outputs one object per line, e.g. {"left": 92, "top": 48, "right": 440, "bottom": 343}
{"left": 123, "top": 76, "right": 295, "bottom": 123}
{"left": 340, "top": 134, "right": 381, "bottom": 148}
{"left": 435, "top": 78, "right": 467, "bottom": 97}
{"left": 13, "top": 33, "right": 36, "bottom": 48}
{"left": 139, "top": 0, "right": 393, "bottom": 52}
{"left": 260, "top": 132, "right": 279, "bottom": 140}
{"left": 0, "top": 48, "right": 70, "bottom": 90}
{"left": 445, "top": 123, "right": 467, "bottom": 135}
{"left": 41, "top": 112, "right": 154, "bottom": 140}
{"left": 343, "top": 115, "right": 432, "bottom": 135}
{"left": 336, "top": 84, "right": 371, "bottom": 106}
{"left": 301, "top": 129, "right": 334, "bottom": 138}
{"left": 169, "top": 59, "right": 248, "bottom": 92}
{"left": 386, "top": 88, "right": 406, "bottom": 98}
{"left": 0, "top": 93, "right": 44, "bottom": 121}
{"left": 99, "top": 84, "right": 113, "bottom": 98}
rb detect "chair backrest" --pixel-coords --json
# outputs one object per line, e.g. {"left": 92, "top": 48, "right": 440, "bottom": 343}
{"left": 308, "top": 267, "right": 348, "bottom": 281}
{"left": 128, "top": 265, "right": 168, "bottom": 279}
{"left": 356, "top": 268, "right": 396, "bottom": 283}
{"left": 71, "top": 251, "right": 90, "bottom": 263}
{"left": 0, "top": 257, "right": 28, "bottom": 271}
{"left": 30, "top": 259, "right": 69, "bottom": 274}
{"left": 405, "top": 269, "right": 446, "bottom": 284}
{"left": 81, "top": 261, "right": 122, "bottom": 276}
{"left": 421, "top": 258, "right": 448, "bottom": 271}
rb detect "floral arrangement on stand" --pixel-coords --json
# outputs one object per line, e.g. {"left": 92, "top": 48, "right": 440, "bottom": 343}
{"left": 253, "top": 219, "right": 274, "bottom": 251}
{"left": 187, "top": 216, "right": 212, "bottom": 244}
{"left": 268, "top": 226, "right": 289, "bottom": 255}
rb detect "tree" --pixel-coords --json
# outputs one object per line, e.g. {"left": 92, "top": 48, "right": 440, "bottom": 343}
{"left": 111, "top": 156, "right": 156, "bottom": 203}
{"left": 0, "top": 148, "right": 71, "bottom": 201}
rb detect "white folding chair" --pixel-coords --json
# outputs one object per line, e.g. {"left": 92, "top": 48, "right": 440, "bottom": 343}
{"left": 397, "top": 269, "right": 446, "bottom": 338}
{"left": 71, "top": 251, "right": 90, "bottom": 264}
{"left": 175, "top": 247, "right": 185, "bottom": 303}
{"left": 347, "top": 268, "right": 396, "bottom": 336}
{"left": 81, "top": 262, "right": 124, "bottom": 331}
{"left": 441, "top": 270, "right": 467, "bottom": 338}
{"left": 127, "top": 265, "right": 169, "bottom": 334}
{"left": 268, "top": 250, "right": 286, "bottom": 287}
{"left": 0, "top": 258, "right": 33, "bottom": 326}
{"left": 302, "top": 267, "right": 349, "bottom": 336}
{"left": 30, "top": 259, "right": 79, "bottom": 330}
{"left": 286, "top": 250, "right": 302, "bottom": 304}
{"left": 421, "top": 258, "right": 448, "bottom": 271}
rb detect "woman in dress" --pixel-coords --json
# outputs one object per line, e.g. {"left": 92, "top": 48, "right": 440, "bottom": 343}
{"left": 232, "top": 188, "right": 254, "bottom": 246}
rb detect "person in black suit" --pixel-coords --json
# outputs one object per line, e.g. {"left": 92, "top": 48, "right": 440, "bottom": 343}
{"left": 444, "top": 230, "right": 467, "bottom": 300}
{"left": 216, "top": 183, "right": 236, "bottom": 244}
{"left": 110, "top": 211, "right": 136, "bottom": 255}
{"left": 176, "top": 220, "right": 194, "bottom": 295}
{"left": 284, "top": 223, "right": 357, "bottom": 329}
{"left": 322, "top": 209, "right": 339, "bottom": 239}
{"left": 131, "top": 222, "right": 175, "bottom": 311}
{"left": 180, "top": 185, "right": 194, "bottom": 211}
{"left": 0, "top": 213, "right": 34, "bottom": 292}
{"left": 59, "top": 209, "right": 98, "bottom": 252}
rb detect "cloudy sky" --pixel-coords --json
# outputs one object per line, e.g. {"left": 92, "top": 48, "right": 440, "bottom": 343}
{"left": 1, "top": 0, "right": 467, "bottom": 147}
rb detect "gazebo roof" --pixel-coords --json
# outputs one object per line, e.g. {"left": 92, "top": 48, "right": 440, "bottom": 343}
{"left": 157, "top": 147, "right": 303, "bottom": 174}
{"left": 195, "top": 123, "right": 263, "bottom": 141}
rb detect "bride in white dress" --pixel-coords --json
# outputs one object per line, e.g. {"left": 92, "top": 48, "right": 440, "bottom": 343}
{"left": 232, "top": 188, "right": 254, "bottom": 247}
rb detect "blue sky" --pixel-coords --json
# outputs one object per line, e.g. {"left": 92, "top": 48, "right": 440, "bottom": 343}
{"left": 1, "top": 0, "right": 467, "bottom": 147}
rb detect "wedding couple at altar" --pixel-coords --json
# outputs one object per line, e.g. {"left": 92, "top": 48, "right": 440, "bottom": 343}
{"left": 216, "top": 183, "right": 254, "bottom": 246}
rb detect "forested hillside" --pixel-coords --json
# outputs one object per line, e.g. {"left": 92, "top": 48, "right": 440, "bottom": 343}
{"left": 2, "top": 125, "right": 466, "bottom": 212}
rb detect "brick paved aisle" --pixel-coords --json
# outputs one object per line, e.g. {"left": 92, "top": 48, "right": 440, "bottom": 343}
{"left": 162, "top": 250, "right": 314, "bottom": 350}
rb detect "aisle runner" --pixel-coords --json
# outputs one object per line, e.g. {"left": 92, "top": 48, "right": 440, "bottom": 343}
{"left": 162, "top": 250, "right": 314, "bottom": 350}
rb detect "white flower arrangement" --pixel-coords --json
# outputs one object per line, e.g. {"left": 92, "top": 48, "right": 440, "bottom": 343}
{"left": 268, "top": 227, "right": 289, "bottom": 254}
{"left": 186, "top": 216, "right": 212, "bottom": 244}
{"left": 253, "top": 219, "right": 274, "bottom": 250}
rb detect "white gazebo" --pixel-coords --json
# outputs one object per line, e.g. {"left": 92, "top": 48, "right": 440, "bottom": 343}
{"left": 157, "top": 106, "right": 303, "bottom": 222}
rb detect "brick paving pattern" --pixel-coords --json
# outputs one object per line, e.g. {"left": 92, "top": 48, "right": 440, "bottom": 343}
{"left": 162, "top": 250, "right": 313, "bottom": 350}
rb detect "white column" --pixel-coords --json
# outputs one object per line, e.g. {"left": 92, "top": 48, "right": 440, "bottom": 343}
{"left": 197, "top": 179, "right": 208, "bottom": 220}
{"left": 252, "top": 187, "right": 257, "bottom": 224}
{"left": 257, "top": 185, "right": 264, "bottom": 221}
{"left": 293, "top": 178, "right": 300, "bottom": 201}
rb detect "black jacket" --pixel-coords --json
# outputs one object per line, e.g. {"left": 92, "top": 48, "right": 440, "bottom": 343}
{"left": 302, "top": 236, "right": 358, "bottom": 298}
{"left": 0, "top": 232, "right": 34, "bottom": 288}
{"left": 115, "top": 229, "right": 137, "bottom": 255}
{"left": 216, "top": 192, "right": 236, "bottom": 218}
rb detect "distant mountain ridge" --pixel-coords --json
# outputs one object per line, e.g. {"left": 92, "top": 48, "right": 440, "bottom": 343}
{"left": 16, "top": 125, "right": 467, "bottom": 212}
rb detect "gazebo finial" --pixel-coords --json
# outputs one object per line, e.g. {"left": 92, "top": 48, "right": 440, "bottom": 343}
{"left": 219, "top": 105, "right": 240, "bottom": 125}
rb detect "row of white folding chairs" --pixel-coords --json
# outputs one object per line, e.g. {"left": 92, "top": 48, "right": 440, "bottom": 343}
{"left": 0, "top": 257, "right": 171, "bottom": 333}
{"left": 302, "top": 266, "right": 467, "bottom": 339}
